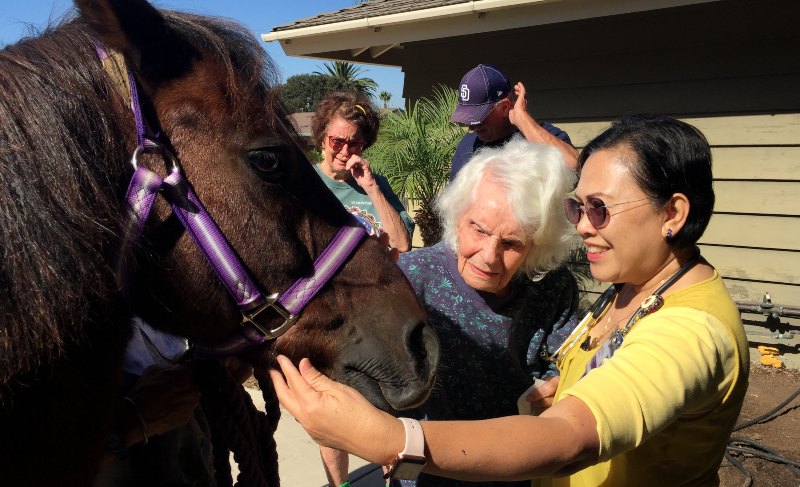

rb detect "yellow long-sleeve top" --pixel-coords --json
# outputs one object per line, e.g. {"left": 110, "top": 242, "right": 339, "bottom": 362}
{"left": 541, "top": 272, "right": 749, "bottom": 486}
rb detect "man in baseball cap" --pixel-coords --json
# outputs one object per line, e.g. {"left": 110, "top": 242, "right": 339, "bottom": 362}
{"left": 450, "top": 64, "right": 512, "bottom": 126}
{"left": 449, "top": 64, "right": 578, "bottom": 181}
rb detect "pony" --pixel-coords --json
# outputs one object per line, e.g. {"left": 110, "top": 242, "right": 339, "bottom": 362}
{"left": 0, "top": 0, "right": 439, "bottom": 485}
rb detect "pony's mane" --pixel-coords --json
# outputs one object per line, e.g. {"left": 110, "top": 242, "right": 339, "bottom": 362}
{"left": 0, "top": 10, "right": 281, "bottom": 391}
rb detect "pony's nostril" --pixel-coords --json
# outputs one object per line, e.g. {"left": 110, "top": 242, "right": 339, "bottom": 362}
{"left": 406, "top": 321, "right": 425, "bottom": 350}
{"left": 405, "top": 320, "right": 440, "bottom": 379}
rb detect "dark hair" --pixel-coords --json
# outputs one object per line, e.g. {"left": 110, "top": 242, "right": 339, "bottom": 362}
{"left": 310, "top": 91, "right": 380, "bottom": 149}
{"left": 578, "top": 115, "right": 714, "bottom": 249}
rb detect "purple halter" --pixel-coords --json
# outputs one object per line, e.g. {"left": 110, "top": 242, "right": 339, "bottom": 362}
{"left": 100, "top": 44, "right": 367, "bottom": 356}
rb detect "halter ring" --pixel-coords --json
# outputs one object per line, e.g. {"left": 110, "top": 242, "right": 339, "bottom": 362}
{"left": 131, "top": 140, "right": 181, "bottom": 174}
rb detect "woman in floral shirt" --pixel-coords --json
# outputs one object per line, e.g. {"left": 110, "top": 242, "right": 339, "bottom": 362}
{"left": 394, "top": 138, "right": 580, "bottom": 487}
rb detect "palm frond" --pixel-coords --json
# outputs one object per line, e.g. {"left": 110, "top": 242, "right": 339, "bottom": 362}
{"left": 313, "top": 61, "right": 377, "bottom": 98}
{"left": 367, "top": 85, "right": 465, "bottom": 244}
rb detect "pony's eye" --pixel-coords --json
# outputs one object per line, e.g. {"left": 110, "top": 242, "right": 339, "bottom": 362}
{"left": 246, "top": 146, "right": 286, "bottom": 181}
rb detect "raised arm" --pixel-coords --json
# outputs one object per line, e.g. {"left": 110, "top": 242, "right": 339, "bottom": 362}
{"left": 508, "top": 82, "right": 579, "bottom": 171}
{"left": 346, "top": 155, "right": 412, "bottom": 252}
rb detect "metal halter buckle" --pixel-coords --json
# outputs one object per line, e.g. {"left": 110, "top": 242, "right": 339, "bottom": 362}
{"left": 130, "top": 141, "right": 181, "bottom": 174}
{"left": 242, "top": 293, "right": 297, "bottom": 340}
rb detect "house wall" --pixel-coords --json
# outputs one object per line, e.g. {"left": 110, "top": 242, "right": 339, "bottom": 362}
{"left": 401, "top": 1, "right": 800, "bottom": 119}
{"left": 559, "top": 115, "right": 800, "bottom": 307}
{"left": 399, "top": 1, "right": 800, "bottom": 319}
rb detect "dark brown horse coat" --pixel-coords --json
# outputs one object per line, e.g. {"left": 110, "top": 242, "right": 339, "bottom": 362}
{"left": 0, "top": 1, "right": 438, "bottom": 485}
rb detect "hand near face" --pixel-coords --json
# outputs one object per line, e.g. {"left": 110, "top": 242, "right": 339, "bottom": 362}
{"left": 508, "top": 82, "right": 529, "bottom": 128}
{"left": 345, "top": 154, "right": 377, "bottom": 190}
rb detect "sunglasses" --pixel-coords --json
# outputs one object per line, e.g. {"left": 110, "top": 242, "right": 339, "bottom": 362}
{"left": 327, "top": 135, "right": 365, "bottom": 154}
{"left": 564, "top": 197, "right": 650, "bottom": 229}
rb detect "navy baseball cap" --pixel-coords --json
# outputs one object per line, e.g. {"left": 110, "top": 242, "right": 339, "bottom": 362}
{"left": 450, "top": 64, "right": 511, "bottom": 126}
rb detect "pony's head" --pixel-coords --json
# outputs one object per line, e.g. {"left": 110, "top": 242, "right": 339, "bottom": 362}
{"left": 0, "top": 0, "right": 438, "bottom": 415}
{"left": 81, "top": 0, "right": 440, "bottom": 412}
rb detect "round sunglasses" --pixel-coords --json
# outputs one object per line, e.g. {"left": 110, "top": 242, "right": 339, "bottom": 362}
{"left": 327, "top": 135, "right": 365, "bottom": 154}
{"left": 564, "top": 197, "right": 650, "bottom": 229}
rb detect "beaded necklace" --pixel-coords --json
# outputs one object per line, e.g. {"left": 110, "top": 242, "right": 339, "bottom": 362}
{"left": 547, "top": 251, "right": 701, "bottom": 368}
{"left": 580, "top": 302, "right": 630, "bottom": 351}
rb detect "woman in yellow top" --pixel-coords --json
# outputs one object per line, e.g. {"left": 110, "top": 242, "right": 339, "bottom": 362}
{"left": 269, "top": 115, "right": 749, "bottom": 487}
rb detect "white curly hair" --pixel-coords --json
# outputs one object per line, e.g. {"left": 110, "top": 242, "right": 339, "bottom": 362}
{"left": 437, "top": 137, "right": 577, "bottom": 278}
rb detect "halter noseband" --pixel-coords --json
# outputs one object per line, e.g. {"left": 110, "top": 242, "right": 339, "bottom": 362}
{"left": 99, "top": 44, "right": 367, "bottom": 356}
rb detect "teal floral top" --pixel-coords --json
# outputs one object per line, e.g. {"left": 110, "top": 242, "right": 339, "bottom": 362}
{"left": 396, "top": 242, "right": 579, "bottom": 487}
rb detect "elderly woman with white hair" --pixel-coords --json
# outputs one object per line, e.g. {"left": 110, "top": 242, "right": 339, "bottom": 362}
{"left": 387, "top": 138, "right": 580, "bottom": 487}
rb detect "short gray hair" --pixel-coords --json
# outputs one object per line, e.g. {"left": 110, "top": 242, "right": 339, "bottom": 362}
{"left": 438, "top": 137, "right": 576, "bottom": 277}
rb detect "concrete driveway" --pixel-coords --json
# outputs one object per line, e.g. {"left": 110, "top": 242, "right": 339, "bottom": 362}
{"left": 238, "top": 388, "right": 385, "bottom": 486}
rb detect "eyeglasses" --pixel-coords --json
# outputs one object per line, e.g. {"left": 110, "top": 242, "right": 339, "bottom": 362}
{"left": 564, "top": 197, "right": 650, "bottom": 229}
{"left": 327, "top": 135, "right": 365, "bottom": 154}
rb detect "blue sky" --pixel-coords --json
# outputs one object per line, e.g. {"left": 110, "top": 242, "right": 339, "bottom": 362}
{"left": 0, "top": 1, "right": 406, "bottom": 107}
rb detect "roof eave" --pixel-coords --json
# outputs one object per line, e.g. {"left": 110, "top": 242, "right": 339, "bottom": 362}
{"left": 262, "top": 0, "right": 721, "bottom": 66}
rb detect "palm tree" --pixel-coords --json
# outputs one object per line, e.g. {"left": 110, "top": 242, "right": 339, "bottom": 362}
{"left": 314, "top": 61, "right": 378, "bottom": 98}
{"left": 379, "top": 91, "right": 392, "bottom": 109}
{"left": 367, "top": 85, "right": 465, "bottom": 245}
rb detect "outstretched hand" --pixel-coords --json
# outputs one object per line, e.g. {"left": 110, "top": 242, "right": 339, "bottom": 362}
{"left": 269, "top": 356, "right": 398, "bottom": 464}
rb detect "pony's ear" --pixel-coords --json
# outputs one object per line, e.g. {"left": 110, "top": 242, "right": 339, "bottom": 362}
{"left": 75, "top": 0, "right": 197, "bottom": 85}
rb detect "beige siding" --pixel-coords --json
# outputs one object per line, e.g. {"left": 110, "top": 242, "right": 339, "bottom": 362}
{"left": 407, "top": 199, "right": 425, "bottom": 249}
{"left": 714, "top": 181, "right": 799, "bottom": 216}
{"left": 559, "top": 114, "right": 800, "bottom": 148}
{"left": 683, "top": 114, "right": 800, "bottom": 145}
{"left": 713, "top": 147, "right": 800, "bottom": 180}
{"left": 563, "top": 115, "right": 800, "bottom": 308}
{"left": 664, "top": 115, "right": 799, "bottom": 309}
{"left": 703, "top": 215, "right": 798, "bottom": 251}
{"left": 582, "top": 280, "right": 800, "bottom": 308}
{"left": 552, "top": 122, "right": 607, "bottom": 148}
{"left": 698, "top": 246, "right": 800, "bottom": 286}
